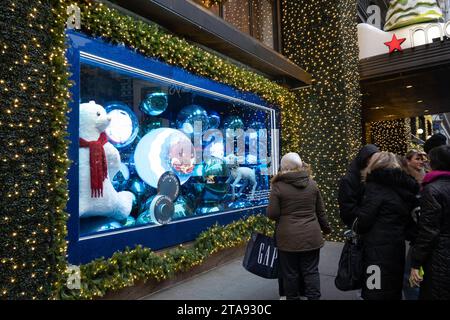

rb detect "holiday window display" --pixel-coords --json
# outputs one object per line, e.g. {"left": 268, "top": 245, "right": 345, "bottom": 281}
{"left": 77, "top": 57, "right": 276, "bottom": 238}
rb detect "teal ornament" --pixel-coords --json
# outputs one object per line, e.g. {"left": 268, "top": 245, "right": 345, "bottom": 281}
{"left": 223, "top": 115, "right": 245, "bottom": 130}
{"left": 79, "top": 217, "right": 123, "bottom": 236}
{"left": 176, "top": 105, "right": 210, "bottom": 134}
{"left": 128, "top": 178, "right": 153, "bottom": 203}
{"left": 121, "top": 216, "right": 136, "bottom": 227}
{"left": 140, "top": 92, "right": 168, "bottom": 116}
{"left": 228, "top": 201, "right": 248, "bottom": 209}
{"left": 173, "top": 195, "right": 195, "bottom": 220}
{"left": 140, "top": 118, "right": 164, "bottom": 136}
{"left": 208, "top": 111, "right": 221, "bottom": 130}
{"left": 112, "top": 163, "right": 130, "bottom": 192}
{"left": 129, "top": 192, "right": 138, "bottom": 216}
{"left": 197, "top": 206, "right": 221, "bottom": 215}
{"left": 203, "top": 157, "right": 228, "bottom": 178}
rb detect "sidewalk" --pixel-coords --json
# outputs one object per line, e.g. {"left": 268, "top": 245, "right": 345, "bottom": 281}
{"left": 142, "top": 241, "right": 359, "bottom": 300}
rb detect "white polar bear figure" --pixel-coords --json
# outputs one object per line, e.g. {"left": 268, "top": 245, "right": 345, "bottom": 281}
{"left": 78, "top": 101, "right": 133, "bottom": 221}
{"left": 224, "top": 154, "right": 257, "bottom": 200}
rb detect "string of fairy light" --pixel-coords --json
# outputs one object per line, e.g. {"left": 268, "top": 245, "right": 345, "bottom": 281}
{"left": 0, "top": 0, "right": 71, "bottom": 300}
{"left": 281, "top": 0, "right": 362, "bottom": 241}
{"left": 370, "top": 118, "right": 414, "bottom": 155}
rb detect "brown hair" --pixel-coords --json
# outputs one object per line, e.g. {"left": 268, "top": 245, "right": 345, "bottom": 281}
{"left": 362, "top": 151, "right": 400, "bottom": 181}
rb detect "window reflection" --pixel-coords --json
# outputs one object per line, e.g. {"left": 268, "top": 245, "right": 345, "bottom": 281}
{"left": 223, "top": 0, "right": 251, "bottom": 34}
{"left": 252, "top": 0, "right": 274, "bottom": 48}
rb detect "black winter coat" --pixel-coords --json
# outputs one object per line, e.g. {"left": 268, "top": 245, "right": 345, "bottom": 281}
{"left": 338, "top": 144, "right": 379, "bottom": 227}
{"left": 411, "top": 173, "right": 450, "bottom": 300}
{"left": 355, "top": 168, "right": 419, "bottom": 300}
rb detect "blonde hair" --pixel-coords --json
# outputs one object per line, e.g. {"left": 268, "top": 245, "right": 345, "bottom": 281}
{"left": 362, "top": 151, "right": 400, "bottom": 181}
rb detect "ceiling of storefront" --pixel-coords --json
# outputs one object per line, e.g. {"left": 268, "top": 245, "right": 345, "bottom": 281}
{"left": 362, "top": 65, "right": 450, "bottom": 122}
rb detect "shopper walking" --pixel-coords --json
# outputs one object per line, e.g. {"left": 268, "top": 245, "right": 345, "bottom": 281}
{"left": 267, "top": 152, "right": 331, "bottom": 300}
{"left": 338, "top": 144, "right": 379, "bottom": 227}
{"left": 410, "top": 145, "right": 450, "bottom": 300}
{"left": 355, "top": 152, "right": 419, "bottom": 300}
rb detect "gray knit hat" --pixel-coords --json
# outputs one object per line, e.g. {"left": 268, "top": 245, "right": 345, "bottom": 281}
{"left": 280, "top": 152, "right": 303, "bottom": 171}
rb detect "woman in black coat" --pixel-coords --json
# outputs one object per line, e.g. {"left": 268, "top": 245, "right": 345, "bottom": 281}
{"left": 410, "top": 145, "right": 450, "bottom": 300}
{"left": 355, "top": 152, "right": 419, "bottom": 300}
{"left": 338, "top": 144, "right": 379, "bottom": 228}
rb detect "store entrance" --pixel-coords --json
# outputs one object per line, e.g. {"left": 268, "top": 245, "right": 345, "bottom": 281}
{"left": 360, "top": 42, "right": 450, "bottom": 152}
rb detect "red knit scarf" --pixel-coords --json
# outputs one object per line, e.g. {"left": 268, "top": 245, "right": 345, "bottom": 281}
{"left": 79, "top": 132, "right": 108, "bottom": 197}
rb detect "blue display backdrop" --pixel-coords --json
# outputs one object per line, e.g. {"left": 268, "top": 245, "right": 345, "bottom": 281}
{"left": 66, "top": 30, "right": 280, "bottom": 264}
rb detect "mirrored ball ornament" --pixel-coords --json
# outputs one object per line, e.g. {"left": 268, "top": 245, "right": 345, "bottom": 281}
{"left": 139, "top": 92, "right": 168, "bottom": 116}
{"left": 176, "top": 104, "right": 210, "bottom": 134}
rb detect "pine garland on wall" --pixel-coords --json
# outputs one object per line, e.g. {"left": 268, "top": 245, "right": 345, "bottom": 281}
{"left": 0, "top": 0, "right": 71, "bottom": 299}
{"left": 280, "top": 0, "right": 363, "bottom": 241}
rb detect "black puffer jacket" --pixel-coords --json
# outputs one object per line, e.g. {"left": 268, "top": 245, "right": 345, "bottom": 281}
{"left": 355, "top": 168, "right": 419, "bottom": 300}
{"left": 338, "top": 144, "right": 379, "bottom": 227}
{"left": 411, "top": 172, "right": 450, "bottom": 300}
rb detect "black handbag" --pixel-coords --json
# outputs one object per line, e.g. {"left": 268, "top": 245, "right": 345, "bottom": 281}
{"left": 242, "top": 232, "right": 279, "bottom": 279}
{"left": 335, "top": 221, "right": 364, "bottom": 291}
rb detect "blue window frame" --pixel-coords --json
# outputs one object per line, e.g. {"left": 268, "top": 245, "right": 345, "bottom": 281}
{"left": 66, "top": 30, "right": 280, "bottom": 264}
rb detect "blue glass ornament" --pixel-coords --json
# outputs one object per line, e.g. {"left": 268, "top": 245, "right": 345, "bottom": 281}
{"left": 121, "top": 216, "right": 136, "bottom": 228}
{"left": 176, "top": 104, "right": 210, "bottom": 134}
{"left": 128, "top": 177, "right": 153, "bottom": 204}
{"left": 139, "top": 92, "right": 168, "bottom": 116}
{"left": 112, "top": 163, "right": 130, "bottom": 192}
{"left": 140, "top": 118, "right": 164, "bottom": 137}
{"left": 104, "top": 102, "right": 139, "bottom": 149}
{"left": 196, "top": 206, "right": 221, "bottom": 215}
{"left": 227, "top": 201, "right": 248, "bottom": 209}
{"left": 208, "top": 111, "right": 221, "bottom": 130}
{"left": 80, "top": 217, "right": 123, "bottom": 236}
{"left": 173, "top": 195, "right": 195, "bottom": 220}
{"left": 223, "top": 115, "right": 245, "bottom": 130}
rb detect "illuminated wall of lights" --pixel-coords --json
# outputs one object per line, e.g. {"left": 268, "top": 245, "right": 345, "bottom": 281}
{"left": 370, "top": 118, "right": 411, "bottom": 155}
{"left": 280, "top": 0, "right": 363, "bottom": 241}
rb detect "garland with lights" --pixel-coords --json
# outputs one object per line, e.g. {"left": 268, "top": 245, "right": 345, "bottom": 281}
{"left": 280, "top": 0, "right": 363, "bottom": 241}
{"left": 1, "top": 0, "right": 298, "bottom": 299}
{"left": 0, "top": 0, "right": 71, "bottom": 300}
{"left": 60, "top": 214, "right": 274, "bottom": 299}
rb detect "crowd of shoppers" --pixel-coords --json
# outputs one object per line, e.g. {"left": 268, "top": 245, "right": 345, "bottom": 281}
{"left": 267, "top": 133, "right": 449, "bottom": 300}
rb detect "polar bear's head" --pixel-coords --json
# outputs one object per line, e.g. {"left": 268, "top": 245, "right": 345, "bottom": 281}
{"left": 79, "top": 101, "right": 111, "bottom": 140}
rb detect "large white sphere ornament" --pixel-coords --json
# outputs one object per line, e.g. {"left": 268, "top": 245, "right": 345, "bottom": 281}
{"left": 134, "top": 128, "right": 196, "bottom": 188}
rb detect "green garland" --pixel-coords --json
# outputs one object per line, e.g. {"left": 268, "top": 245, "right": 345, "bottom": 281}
{"left": 1, "top": 0, "right": 298, "bottom": 300}
{"left": 60, "top": 214, "right": 274, "bottom": 299}
{"left": 0, "top": 0, "right": 71, "bottom": 300}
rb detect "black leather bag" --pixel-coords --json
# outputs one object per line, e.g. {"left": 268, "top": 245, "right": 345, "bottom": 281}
{"left": 335, "top": 224, "right": 364, "bottom": 291}
{"left": 242, "top": 232, "right": 279, "bottom": 279}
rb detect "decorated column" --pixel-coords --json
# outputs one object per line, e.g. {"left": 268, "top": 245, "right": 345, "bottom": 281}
{"left": 281, "top": 0, "right": 363, "bottom": 240}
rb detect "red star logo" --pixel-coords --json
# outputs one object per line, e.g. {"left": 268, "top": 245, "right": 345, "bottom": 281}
{"left": 384, "top": 34, "right": 406, "bottom": 53}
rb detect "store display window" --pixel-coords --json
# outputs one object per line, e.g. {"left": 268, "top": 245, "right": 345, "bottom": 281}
{"left": 66, "top": 31, "right": 280, "bottom": 264}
